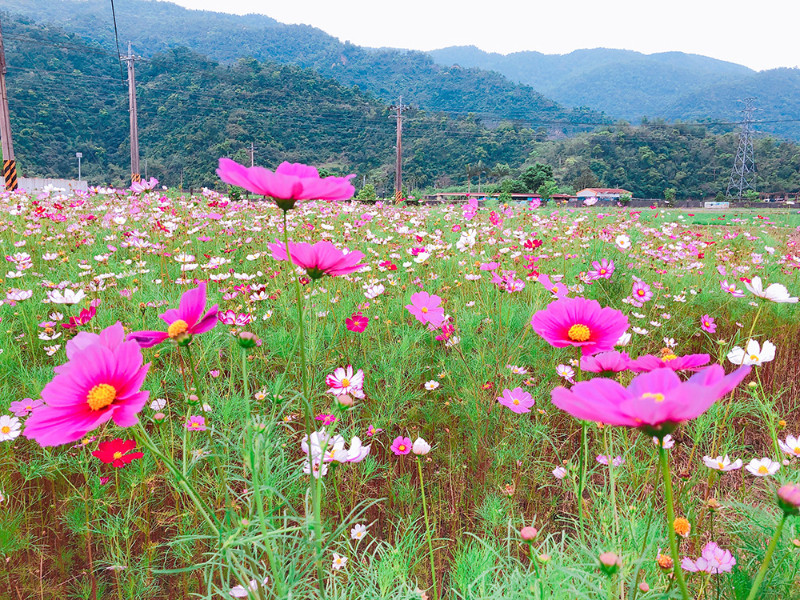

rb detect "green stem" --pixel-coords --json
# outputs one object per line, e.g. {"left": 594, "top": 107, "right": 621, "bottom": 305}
{"left": 134, "top": 423, "right": 220, "bottom": 539}
{"left": 658, "top": 443, "right": 690, "bottom": 600}
{"left": 745, "top": 514, "right": 787, "bottom": 600}
{"left": 578, "top": 421, "right": 587, "bottom": 542}
{"left": 417, "top": 457, "right": 439, "bottom": 600}
{"left": 241, "top": 348, "right": 249, "bottom": 404}
{"left": 282, "top": 208, "right": 325, "bottom": 596}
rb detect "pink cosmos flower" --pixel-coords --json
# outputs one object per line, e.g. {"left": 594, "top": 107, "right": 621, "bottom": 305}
{"left": 345, "top": 312, "right": 369, "bottom": 333}
{"left": 405, "top": 291, "right": 445, "bottom": 328}
{"left": 497, "top": 388, "right": 535, "bottom": 414}
{"left": 627, "top": 352, "right": 710, "bottom": 373}
{"left": 531, "top": 297, "right": 629, "bottom": 356}
{"left": 61, "top": 302, "right": 98, "bottom": 329}
{"left": 24, "top": 323, "right": 150, "bottom": 447}
{"left": 185, "top": 416, "right": 206, "bottom": 431}
{"left": 366, "top": 425, "right": 383, "bottom": 437}
{"left": 316, "top": 414, "right": 337, "bottom": 426}
{"left": 580, "top": 351, "right": 630, "bottom": 373}
{"left": 326, "top": 366, "right": 365, "bottom": 398}
{"left": 390, "top": 436, "right": 412, "bottom": 456}
{"left": 720, "top": 280, "right": 745, "bottom": 297}
{"left": 681, "top": 542, "right": 736, "bottom": 574}
{"left": 631, "top": 279, "right": 653, "bottom": 303}
{"left": 535, "top": 274, "right": 569, "bottom": 298}
{"left": 216, "top": 158, "right": 355, "bottom": 210}
{"left": 129, "top": 283, "right": 219, "bottom": 348}
{"left": 9, "top": 398, "right": 44, "bottom": 417}
{"left": 587, "top": 259, "right": 615, "bottom": 281}
{"left": 700, "top": 314, "right": 716, "bottom": 333}
{"left": 551, "top": 365, "right": 750, "bottom": 435}
{"left": 267, "top": 240, "right": 365, "bottom": 279}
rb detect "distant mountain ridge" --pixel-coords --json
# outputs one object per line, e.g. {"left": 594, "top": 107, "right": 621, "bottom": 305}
{"left": 428, "top": 46, "right": 800, "bottom": 140}
{"left": 0, "top": 0, "right": 602, "bottom": 133}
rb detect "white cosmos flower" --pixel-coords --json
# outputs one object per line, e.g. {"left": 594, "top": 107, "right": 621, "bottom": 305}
{"left": 727, "top": 339, "right": 775, "bottom": 366}
{"left": 615, "top": 234, "right": 631, "bottom": 250}
{"left": 778, "top": 435, "right": 800, "bottom": 458}
{"left": 424, "top": 380, "right": 440, "bottom": 390}
{"left": 229, "top": 578, "right": 268, "bottom": 598}
{"left": 746, "top": 457, "right": 780, "bottom": 477}
{"left": 331, "top": 553, "right": 348, "bottom": 571}
{"left": 150, "top": 398, "right": 167, "bottom": 411}
{"left": 412, "top": 437, "right": 431, "bottom": 455}
{"left": 364, "top": 283, "right": 385, "bottom": 299}
{"left": 743, "top": 277, "right": 797, "bottom": 303}
{"left": 351, "top": 523, "right": 368, "bottom": 540}
{"left": 0, "top": 415, "right": 22, "bottom": 441}
{"left": 46, "top": 289, "right": 86, "bottom": 305}
{"left": 703, "top": 455, "right": 743, "bottom": 472}
{"left": 616, "top": 332, "right": 631, "bottom": 347}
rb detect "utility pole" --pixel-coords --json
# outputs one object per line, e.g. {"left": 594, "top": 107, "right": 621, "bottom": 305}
{"left": 249, "top": 141, "right": 255, "bottom": 167}
{"left": 726, "top": 98, "right": 757, "bottom": 200}
{"left": 76, "top": 152, "right": 83, "bottom": 181}
{"left": 0, "top": 18, "right": 18, "bottom": 191}
{"left": 121, "top": 42, "right": 142, "bottom": 184}
{"left": 391, "top": 97, "right": 409, "bottom": 204}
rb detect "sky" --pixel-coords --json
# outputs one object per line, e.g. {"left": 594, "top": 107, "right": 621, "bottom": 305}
{"left": 169, "top": 0, "right": 799, "bottom": 71}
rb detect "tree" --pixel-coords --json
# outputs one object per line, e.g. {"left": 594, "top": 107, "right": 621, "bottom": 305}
{"left": 521, "top": 163, "right": 554, "bottom": 193}
{"left": 573, "top": 168, "right": 600, "bottom": 191}
{"left": 537, "top": 180, "right": 560, "bottom": 201}
{"left": 664, "top": 188, "right": 677, "bottom": 202}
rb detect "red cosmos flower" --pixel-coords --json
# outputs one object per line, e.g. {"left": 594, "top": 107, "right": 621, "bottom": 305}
{"left": 62, "top": 300, "right": 99, "bottom": 329}
{"left": 345, "top": 312, "right": 369, "bottom": 333}
{"left": 91, "top": 438, "right": 144, "bottom": 468}
{"left": 379, "top": 261, "right": 397, "bottom": 271}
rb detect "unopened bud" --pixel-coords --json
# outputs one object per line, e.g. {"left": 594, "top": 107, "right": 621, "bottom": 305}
{"left": 537, "top": 553, "right": 550, "bottom": 564}
{"left": 237, "top": 331, "right": 259, "bottom": 349}
{"left": 153, "top": 412, "right": 166, "bottom": 421}
{"left": 598, "top": 552, "right": 621, "bottom": 575}
{"left": 777, "top": 484, "right": 800, "bottom": 516}
{"left": 520, "top": 526, "right": 538, "bottom": 541}
{"left": 638, "top": 582, "right": 650, "bottom": 592}
{"left": 707, "top": 498, "right": 722, "bottom": 511}
{"left": 412, "top": 437, "right": 432, "bottom": 455}
{"left": 336, "top": 394, "right": 354, "bottom": 407}
{"left": 748, "top": 381, "right": 758, "bottom": 389}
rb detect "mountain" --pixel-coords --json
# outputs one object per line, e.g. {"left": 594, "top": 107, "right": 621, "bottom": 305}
{"left": 429, "top": 46, "right": 800, "bottom": 140}
{"left": 0, "top": 0, "right": 603, "bottom": 133}
{"left": 0, "top": 14, "right": 542, "bottom": 189}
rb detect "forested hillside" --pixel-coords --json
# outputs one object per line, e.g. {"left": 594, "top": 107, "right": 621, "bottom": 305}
{"left": 0, "top": 0, "right": 601, "bottom": 133}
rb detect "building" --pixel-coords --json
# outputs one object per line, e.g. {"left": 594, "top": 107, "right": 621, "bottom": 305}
{"left": 576, "top": 188, "right": 632, "bottom": 201}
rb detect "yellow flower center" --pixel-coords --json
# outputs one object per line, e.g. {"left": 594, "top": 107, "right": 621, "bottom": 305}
{"left": 190, "top": 422, "right": 200, "bottom": 428}
{"left": 637, "top": 290, "right": 645, "bottom": 296}
{"left": 551, "top": 286, "right": 559, "bottom": 293}
{"left": 600, "top": 269, "right": 606, "bottom": 275}
{"left": 662, "top": 354, "right": 678, "bottom": 361}
{"left": 749, "top": 354, "right": 759, "bottom": 361}
{"left": 567, "top": 324, "right": 591, "bottom": 342}
{"left": 113, "top": 451, "right": 123, "bottom": 460}
{"left": 421, "top": 307, "right": 428, "bottom": 313}
{"left": 758, "top": 465, "right": 769, "bottom": 474}
{"left": 341, "top": 378, "right": 350, "bottom": 387}
{"left": 87, "top": 383, "right": 116, "bottom": 411}
{"left": 398, "top": 445, "right": 406, "bottom": 452}
{"left": 1, "top": 426, "right": 9, "bottom": 434}
{"left": 513, "top": 399, "right": 520, "bottom": 405}
{"left": 642, "top": 392, "right": 665, "bottom": 403}
{"left": 168, "top": 319, "right": 189, "bottom": 338}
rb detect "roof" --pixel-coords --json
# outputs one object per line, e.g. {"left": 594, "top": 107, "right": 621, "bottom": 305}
{"left": 576, "top": 188, "right": 632, "bottom": 195}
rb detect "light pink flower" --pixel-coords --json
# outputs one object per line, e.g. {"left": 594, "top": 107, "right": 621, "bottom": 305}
{"left": 405, "top": 291, "right": 445, "bottom": 328}
{"left": 497, "top": 388, "right": 535, "bottom": 414}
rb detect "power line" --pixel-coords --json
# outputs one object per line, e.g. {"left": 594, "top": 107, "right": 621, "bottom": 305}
{"left": 109, "top": 0, "right": 125, "bottom": 81}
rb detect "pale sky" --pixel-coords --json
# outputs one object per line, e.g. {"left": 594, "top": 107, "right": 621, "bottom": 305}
{"left": 168, "top": 0, "right": 800, "bottom": 71}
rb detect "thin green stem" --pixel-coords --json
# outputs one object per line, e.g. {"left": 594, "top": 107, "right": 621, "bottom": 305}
{"left": 658, "top": 443, "right": 690, "bottom": 600}
{"left": 417, "top": 457, "right": 439, "bottom": 600}
{"left": 578, "top": 421, "right": 587, "bottom": 542}
{"left": 745, "top": 514, "right": 787, "bottom": 600}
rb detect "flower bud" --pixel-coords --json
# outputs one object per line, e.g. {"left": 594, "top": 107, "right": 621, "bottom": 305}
{"left": 707, "top": 497, "right": 722, "bottom": 511}
{"left": 638, "top": 582, "right": 650, "bottom": 592}
{"left": 153, "top": 412, "right": 166, "bottom": 421}
{"left": 412, "top": 437, "right": 432, "bottom": 455}
{"left": 748, "top": 381, "right": 758, "bottom": 389}
{"left": 657, "top": 553, "right": 673, "bottom": 570}
{"left": 237, "top": 331, "right": 259, "bottom": 349}
{"left": 520, "top": 526, "right": 538, "bottom": 541}
{"left": 537, "top": 553, "right": 550, "bottom": 564}
{"left": 777, "top": 484, "right": 800, "bottom": 516}
{"left": 598, "top": 552, "right": 621, "bottom": 576}
{"left": 336, "top": 394, "right": 354, "bottom": 407}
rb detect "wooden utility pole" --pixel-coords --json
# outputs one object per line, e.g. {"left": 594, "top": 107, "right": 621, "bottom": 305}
{"left": 121, "top": 42, "right": 141, "bottom": 183}
{"left": 392, "top": 97, "right": 408, "bottom": 204}
{"left": 0, "top": 19, "right": 18, "bottom": 191}
{"left": 250, "top": 141, "right": 255, "bottom": 167}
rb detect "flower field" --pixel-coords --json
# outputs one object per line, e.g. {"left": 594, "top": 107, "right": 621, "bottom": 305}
{"left": 2, "top": 164, "right": 800, "bottom": 599}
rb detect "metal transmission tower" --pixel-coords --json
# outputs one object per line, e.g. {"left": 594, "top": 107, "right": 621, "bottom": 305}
{"left": 726, "top": 98, "right": 757, "bottom": 200}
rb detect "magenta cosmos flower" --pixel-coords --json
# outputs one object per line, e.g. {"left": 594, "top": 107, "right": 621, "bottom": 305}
{"left": 497, "top": 388, "right": 535, "bottom": 414}
{"left": 24, "top": 323, "right": 150, "bottom": 447}
{"left": 531, "top": 297, "right": 629, "bottom": 356}
{"left": 587, "top": 259, "right": 615, "bottom": 281}
{"left": 700, "top": 314, "right": 716, "bottom": 333}
{"left": 128, "top": 283, "right": 218, "bottom": 348}
{"left": 551, "top": 365, "right": 750, "bottom": 436}
{"left": 405, "top": 291, "right": 445, "bottom": 328}
{"left": 216, "top": 158, "right": 355, "bottom": 210}
{"left": 580, "top": 351, "right": 630, "bottom": 374}
{"left": 268, "top": 240, "right": 365, "bottom": 279}
{"left": 627, "top": 352, "right": 710, "bottom": 373}
{"left": 390, "top": 436, "right": 412, "bottom": 456}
